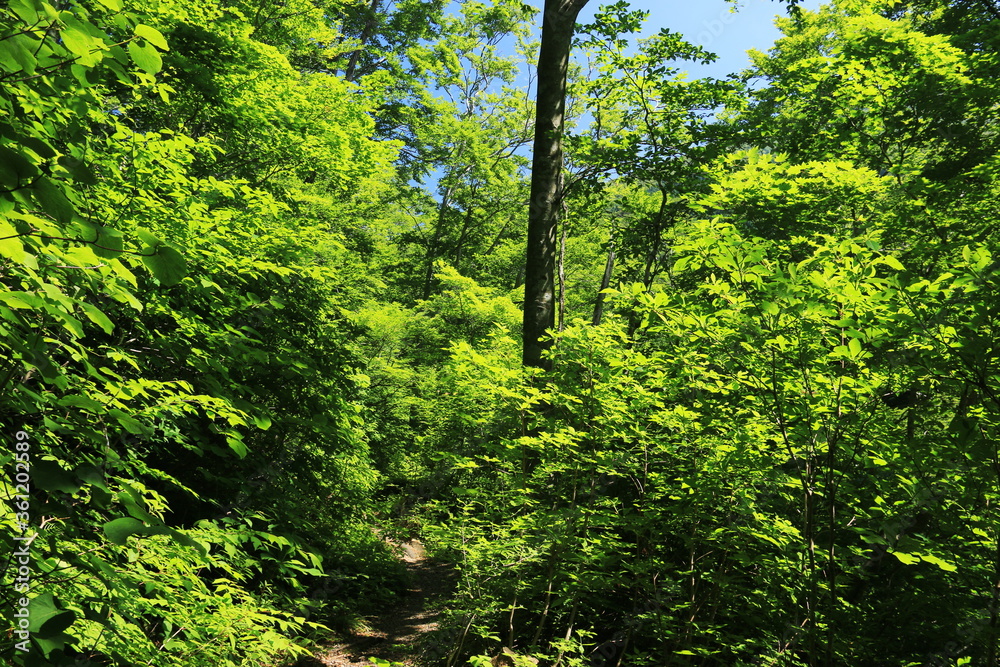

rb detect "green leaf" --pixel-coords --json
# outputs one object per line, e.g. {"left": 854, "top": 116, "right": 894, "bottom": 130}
{"left": 32, "top": 459, "right": 82, "bottom": 493}
{"left": 9, "top": 0, "right": 41, "bottom": 25}
{"left": 102, "top": 517, "right": 202, "bottom": 554}
{"left": 59, "top": 155, "right": 98, "bottom": 185}
{"left": 0, "top": 41, "right": 20, "bottom": 73}
{"left": 87, "top": 225, "right": 125, "bottom": 259}
{"left": 848, "top": 338, "right": 862, "bottom": 358}
{"left": 920, "top": 554, "right": 958, "bottom": 572}
{"left": 892, "top": 552, "right": 920, "bottom": 565}
{"left": 0, "top": 145, "right": 39, "bottom": 188}
{"left": 2, "top": 291, "right": 45, "bottom": 309}
{"left": 135, "top": 228, "right": 161, "bottom": 246}
{"left": 74, "top": 464, "right": 108, "bottom": 491}
{"left": 80, "top": 301, "right": 114, "bottom": 334}
{"left": 37, "top": 610, "right": 76, "bottom": 637}
{"left": 164, "top": 527, "right": 206, "bottom": 555}
{"left": 67, "top": 315, "right": 89, "bottom": 341}
{"left": 134, "top": 24, "right": 168, "bottom": 50}
{"left": 128, "top": 38, "right": 162, "bottom": 74}
{"left": 227, "top": 435, "right": 248, "bottom": 458}
{"left": 119, "top": 491, "right": 158, "bottom": 523}
{"left": 25, "top": 593, "right": 77, "bottom": 642}
{"left": 0, "top": 34, "right": 38, "bottom": 74}
{"left": 141, "top": 244, "right": 186, "bottom": 285}
{"left": 27, "top": 593, "right": 68, "bottom": 634}
{"left": 56, "top": 394, "right": 105, "bottom": 413}
{"left": 31, "top": 632, "right": 75, "bottom": 658}
{"left": 52, "top": 310, "right": 84, "bottom": 338}
{"left": 0, "top": 292, "right": 32, "bottom": 309}
{"left": 883, "top": 255, "right": 904, "bottom": 271}
{"left": 17, "top": 135, "right": 55, "bottom": 160}
{"left": 108, "top": 408, "right": 147, "bottom": 434}
{"left": 0, "top": 219, "right": 25, "bottom": 262}
{"left": 59, "top": 14, "right": 98, "bottom": 63}
{"left": 33, "top": 177, "right": 76, "bottom": 224}
{"left": 103, "top": 517, "right": 145, "bottom": 545}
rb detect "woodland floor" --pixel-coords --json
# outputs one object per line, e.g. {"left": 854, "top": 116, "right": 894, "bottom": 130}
{"left": 297, "top": 540, "right": 458, "bottom": 667}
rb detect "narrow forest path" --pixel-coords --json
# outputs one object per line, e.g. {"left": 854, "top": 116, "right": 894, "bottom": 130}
{"left": 298, "top": 540, "right": 457, "bottom": 667}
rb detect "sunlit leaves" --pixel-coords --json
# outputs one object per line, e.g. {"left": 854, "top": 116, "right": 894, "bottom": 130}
{"left": 0, "top": 1, "right": 387, "bottom": 664}
{"left": 134, "top": 24, "right": 168, "bottom": 50}
{"left": 139, "top": 244, "right": 186, "bottom": 285}
{"left": 128, "top": 38, "right": 162, "bottom": 74}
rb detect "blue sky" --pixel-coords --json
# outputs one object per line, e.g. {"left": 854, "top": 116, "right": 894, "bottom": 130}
{"left": 420, "top": 0, "right": 826, "bottom": 189}
{"left": 539, "top": 0, "right": 825, "bottom": 79}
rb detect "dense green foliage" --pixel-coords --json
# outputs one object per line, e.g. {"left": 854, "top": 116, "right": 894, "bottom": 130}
{"left": 2, "top": 0, "right": 999, "bottom": 666}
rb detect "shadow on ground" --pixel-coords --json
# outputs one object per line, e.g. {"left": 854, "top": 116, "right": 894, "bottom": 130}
{"left": 298, "top": 540, "right": 457, "bottom": 667}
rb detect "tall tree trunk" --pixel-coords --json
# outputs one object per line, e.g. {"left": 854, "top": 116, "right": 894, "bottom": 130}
{"left": 522, "top": 0, "right": 590, "bottom": 368}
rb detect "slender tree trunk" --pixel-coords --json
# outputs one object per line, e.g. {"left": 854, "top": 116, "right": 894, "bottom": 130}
{"left": 990, "top": 531, "right": 999, "bottom": 667}
{"left": 642, "top": 190, "right": 669, "bottom": 289}
{"left": 423, "top": 185, "right": 456, "bottom": 300}
{"left": 628, "top": 192, "right": 670, "bottom": 337}
{"left": 453, "top": 202, "right": 477, "bottom": 269}
{"left": 522, "top": 0, "right": 590, "bottom": 368}
{"left": 343, "top": 0, "right": 381, "bottom": 82}
{"left": 481, "top": 219, "right": 513, "bottom": 259}
{"left": 592, "top": 240, "right": 615, "bottom": 326}
{"left": 557, "top": 217, "right": 569, "bottom": 332}
{"left": 990, "top": 442, "right": 1000, "bottom": 667}
{"left": 805, "top": 453, "right": 818, "bottom": 667}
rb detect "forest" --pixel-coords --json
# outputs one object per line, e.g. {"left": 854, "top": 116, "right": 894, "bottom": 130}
{"left": 1, "top": 0, "right": 998, "bottom": 665}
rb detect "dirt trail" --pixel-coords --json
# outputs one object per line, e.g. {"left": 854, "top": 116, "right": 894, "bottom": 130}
{"left": 298, "top": 539, "right": 456, "bottom": 667}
